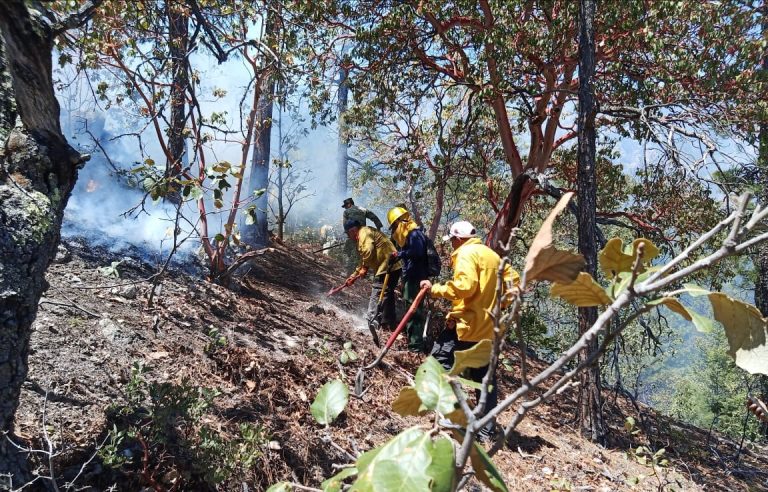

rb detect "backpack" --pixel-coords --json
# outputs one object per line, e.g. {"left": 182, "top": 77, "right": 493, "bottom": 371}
{"left": 424, "top": 235, "right": 442, "bottom": 277}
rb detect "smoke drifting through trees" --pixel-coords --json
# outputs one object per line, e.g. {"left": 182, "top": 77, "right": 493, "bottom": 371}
{"left": 56, "top": 65, "right": 353, "bottom": 259}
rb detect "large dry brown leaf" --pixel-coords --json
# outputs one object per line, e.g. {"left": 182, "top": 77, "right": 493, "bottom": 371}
{"left": 392, "top": 387, "right": 426, "bottom": 416}
{"left": 550, "top": 272, "right": 612, "bottom": 307}
{"left": 524, "top": 192, "right": 584, "bottom": 284}
{"left": 599, "top": 237, "right": 661, "bottom": 279}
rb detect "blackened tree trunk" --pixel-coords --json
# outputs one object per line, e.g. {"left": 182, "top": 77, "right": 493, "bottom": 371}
{"left": 576, "top": 0, "right": 605, "bottom": 443}
{"left": 242, "top": 79, "right": 274, "bottom": 248}
{"left": 753, "top": 2, "right": 768, "bottom": 438}
{"left": 165, "top": 1, "right": 189, "bottom": 205}
{"left": 336, "top": 65, "right": 349, "bottom": 196}
{"left": 0, "top": 1, "right": 91, "bottom": 483}
{"left": 242, "top": 5, "right": 278, "bottom": 249}
{"left": 276, "top": 102, "right": 285, "bottom": 240}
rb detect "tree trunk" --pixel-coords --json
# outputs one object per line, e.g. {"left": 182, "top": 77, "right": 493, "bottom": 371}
{"left": 753, "top": 2, "right": 768, "bottom": 438}
{"left": 242, "top": 80, "right": 273, "bottom": 248}
{"left": 426, "top": 175, "right": 445, "bottom": 241}
{"left": 241, "top": 6, "right": 277, "bottom": 249}
{"left": 0, "top": 2, "right": 88, "bottom": 483}
{"left": 485, "top": 174, "right": 535, "bottom": 252}
{"left": 276, "top": 103, "right": 285, "bottom": 241}
{"left": 164, "top": 1, "right": 188, "bottom": 205}
{"left": 336, "top": 65, "right": 349, "bottom": 197}
{"left": 576, "top": 0, "right": 605, "bottom": 444}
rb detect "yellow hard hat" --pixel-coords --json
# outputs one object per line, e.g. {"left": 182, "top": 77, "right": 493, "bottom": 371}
{"left": 387, "top": 206, "right": 409, "bottom": 229}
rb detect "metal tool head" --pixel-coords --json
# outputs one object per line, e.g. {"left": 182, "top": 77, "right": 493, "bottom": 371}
{"left": 368, "top": 319, "right": 381, "bottom": 347}
{"left": 354, "top": 368, "right": 366, "bottom": 397}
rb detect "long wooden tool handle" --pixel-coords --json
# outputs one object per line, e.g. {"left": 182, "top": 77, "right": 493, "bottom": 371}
{"left": 381, "top": 285, "right": 430, "bottom": 350}
{"left": 327, "top": 283, "right": 347, "bottom": 296}
{"left": 377, "top": 272, "right": 390, "bottom": 304}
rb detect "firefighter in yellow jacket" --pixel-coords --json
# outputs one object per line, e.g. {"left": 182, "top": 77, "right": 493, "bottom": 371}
{"left": 344, "top": 220, "right": 402, "bottom": 334}
{"left": 420, "top": 220, "right": 519, "bottom": 441}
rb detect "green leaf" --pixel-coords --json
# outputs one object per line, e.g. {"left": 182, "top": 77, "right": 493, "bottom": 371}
{"left": 708, "top": 293, "right": 768, "bottom": 375}
{"left": 355, "top": 446, "right": 383, "bottom": 475}
{"left": 212, "top": 161, "right": 231, "bottom": 173}
{"left": 682, "top": 283, "right": 711, "bottom": 297}
{"left": 449, "top": 339, "right": 491, "bottom": 376}
{"left": 339, "top": 351, "right": 350, "bottom": 365}
{"left": 322, "top": 467, "right": 358, "bottom": 492}
{"left": 450, "top": 430, "right": 508, "bottom": 492}
{"left": 352, "top": 428, "right": 432, "bottom": 491}
{"left": 455, "top": 377, "right": 485, "bottom": 390}
{"left": 469, "top": 440, "right": 508, "bottom": 492}
{"left": 551, "top": 273, "right": 612, "bottom": 307}
{"left": 613, "top": 267, "right": 662, "bottom": 295}
{"left": 647, "top": 297, "right": 692, "bottom": 321}
{"left": 426, "top": 437, "right": 456, "bottom": 492}
{"left": 310, "top": 379, "right": 349, "bottom": 425}
{"left": 266, "top": 482, "right": 291, "bottom": 492}
{"left": 415, "top": 357, "right": 457, "bottom": 414}
{"left": 391, "top": 387, "right": 425, "bottom": 416}
{"left": 366, "top": 460, "right": 431, "bottom": 491}
{"left": 687, "top": 308, "right": 716, "bottom": 334}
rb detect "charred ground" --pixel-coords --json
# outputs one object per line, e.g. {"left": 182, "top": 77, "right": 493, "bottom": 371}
{"left": 13, "top": 237, "right": 768, "bottom": 491}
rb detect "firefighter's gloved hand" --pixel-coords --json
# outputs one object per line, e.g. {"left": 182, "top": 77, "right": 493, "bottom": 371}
{"left": 344, "top": 275, "right": 357, "bottom": 287}
{"left": 388, "top": 252, "right": 399, "bottom": 265}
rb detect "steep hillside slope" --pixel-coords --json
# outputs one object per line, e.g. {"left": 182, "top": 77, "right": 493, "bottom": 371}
{"left": 13, "top": 238, "right": 768, "bottom": 491}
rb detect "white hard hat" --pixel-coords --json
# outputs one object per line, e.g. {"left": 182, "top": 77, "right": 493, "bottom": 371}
{"left": 443, "top": 220, "right": 477, "bottom": 241}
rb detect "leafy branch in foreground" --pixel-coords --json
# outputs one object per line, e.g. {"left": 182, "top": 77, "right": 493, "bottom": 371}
{"left": 482, "top": 193, "right": 768, "bottom": 458}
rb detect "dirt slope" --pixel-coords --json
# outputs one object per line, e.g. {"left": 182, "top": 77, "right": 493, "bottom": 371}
{"left": 14, "top": 238, "right": 768, "bottom": 491}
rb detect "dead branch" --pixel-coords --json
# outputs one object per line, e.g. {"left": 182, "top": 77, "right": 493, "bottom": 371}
{"left": 38, "top": 297, "right": 100, "bottom": 318}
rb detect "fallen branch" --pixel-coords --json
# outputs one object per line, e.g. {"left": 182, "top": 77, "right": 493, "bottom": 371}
{"left": 38, "top": 297, "right": 100, "bottom": 318}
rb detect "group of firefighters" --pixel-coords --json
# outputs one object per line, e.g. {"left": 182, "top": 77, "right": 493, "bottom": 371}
{"left": 337, "top": 197, "right": 520, "bottom": 442}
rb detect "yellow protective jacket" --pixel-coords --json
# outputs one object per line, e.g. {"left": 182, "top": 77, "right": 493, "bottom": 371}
{"left": 430, "top": 238, "right": 520, "bottom": 342}
{"left": 353, "top": 226, "right": 402, "bottom": 277}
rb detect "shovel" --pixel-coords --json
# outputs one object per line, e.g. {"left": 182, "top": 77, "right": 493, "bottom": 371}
{"left": 354, "top": 285, "right": 430, "bottom": 397}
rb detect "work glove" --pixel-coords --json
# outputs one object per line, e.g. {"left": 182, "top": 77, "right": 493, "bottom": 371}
{"left": 388, "top": 251, "right": 399, "bottom": 265}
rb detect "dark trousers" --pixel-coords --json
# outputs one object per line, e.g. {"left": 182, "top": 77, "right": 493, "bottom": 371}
{"left": 402, "top": 278, "right": 427, "bottom": 351}
{"left": 367, "top": 269, "right": 401, "bottom": 328}
{"left": 344, "top": 239, "right": 360, "bottom": 275}
{"left": 431, "top": 328, "right": 497, "bottom": 433}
